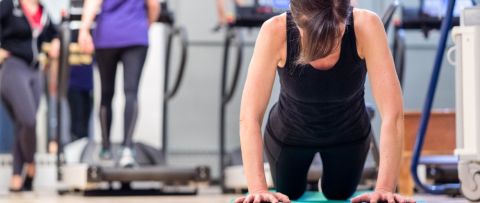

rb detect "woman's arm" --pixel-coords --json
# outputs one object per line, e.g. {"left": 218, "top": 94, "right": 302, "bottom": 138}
{"left": 351, "top": 10, "right": 414, "bottom": 203}
{"left": 80, "top": 0, "right": 102, "bottom": 33}
{"left": 215, "top": 0, "right": 227, "bottom": 25}
{"left": 146, "top": 0, "right": 160, "bottom": 26}
{"left": 78, "top": 0, "right": 102, "bottom": 54}
{"left": 234, "top": 15, "right": 290, "bottom": 203}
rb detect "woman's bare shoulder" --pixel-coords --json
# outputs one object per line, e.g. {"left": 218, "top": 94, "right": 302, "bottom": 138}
{"left": 352, "top": 8, "right": 386, "bottom": 58}
{"left": 259, "top": 13, "right": 287, "bottom": 47}
{"left": 352, "top": 8, "right": 384, "bottom": 38}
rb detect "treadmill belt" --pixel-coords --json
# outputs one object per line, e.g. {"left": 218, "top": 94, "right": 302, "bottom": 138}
{"left": 83, "top": 189, "right": 197, "bottom": 196}
{"left": 87, "top": 166, "right": 208, "bottom": 182}
{"left": 230, "top": 191, "right": 426, "bottom": 203}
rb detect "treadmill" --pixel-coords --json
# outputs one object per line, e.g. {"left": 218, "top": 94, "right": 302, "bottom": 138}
{"left": 56, "top": 1, "right": 209, "bottom": 196}
{"left": 219, "top": 0, "right": 402, "bottom": 193}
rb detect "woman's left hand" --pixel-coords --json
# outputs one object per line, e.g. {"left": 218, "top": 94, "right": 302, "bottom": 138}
{"left": 49, "top": 38, "right": 61, "bottom": 59}
{"left": 350, "top": 190, "right": 416, "bottom": 203}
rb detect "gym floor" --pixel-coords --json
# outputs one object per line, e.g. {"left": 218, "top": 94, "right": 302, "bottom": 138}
{"left": 0, "top": 187, "right": 470, "bottom": 203}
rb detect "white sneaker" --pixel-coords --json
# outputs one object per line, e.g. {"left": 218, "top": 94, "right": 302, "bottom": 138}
{"left": 96, "top": 148, "right": 115, "bottom": 167}
{"left": 119, "top": 147, "right": 136, "bottom": 168}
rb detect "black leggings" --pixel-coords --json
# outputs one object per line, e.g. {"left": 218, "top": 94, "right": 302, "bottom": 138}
{"left": 0, "top": 56, "right": 42, "bottom": 175}
{"left": 67, "top": 88, "right": 93, "bottom": 141}
{"left": 95, "top": 45, "right": 148, "bottom": 149}
{"left": 264, "top": 129, "right": 370, "bottom": 200}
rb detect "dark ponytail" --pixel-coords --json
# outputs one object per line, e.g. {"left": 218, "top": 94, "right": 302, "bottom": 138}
{"left": 290, "top": 0, "right": 351, "bottom": 65}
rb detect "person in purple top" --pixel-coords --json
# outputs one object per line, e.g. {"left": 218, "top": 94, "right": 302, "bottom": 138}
{"left": 78, "top": 0, "right": 160, "bottom": 167}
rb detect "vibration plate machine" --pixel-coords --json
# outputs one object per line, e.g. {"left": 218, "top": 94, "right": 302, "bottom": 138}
{"left": 56, "top": 1, "right": 210, "bottom": 196}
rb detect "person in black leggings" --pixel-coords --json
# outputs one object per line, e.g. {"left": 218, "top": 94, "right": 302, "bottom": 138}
{"left": 0, "top": 0, "right": 59, "bottom": 192}
{"left": 235, "top": 0, "right": 415, "bottom": 203}
{"left": 95, "top": 46, "right": 148, "bottom": 150}
{"left": 78, "top": 0, "right": 160, "bottom": 167}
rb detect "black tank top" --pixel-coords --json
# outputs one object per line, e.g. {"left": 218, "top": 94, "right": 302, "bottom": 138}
{"left": 266, "top": 9, "right": 371, "bottom": 148}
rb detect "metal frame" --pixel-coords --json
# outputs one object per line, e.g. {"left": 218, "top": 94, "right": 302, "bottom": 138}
{"left": 162, "top": 23, "right": 189, "bottom": 161}
{"left": 393, "top": 27, "right": 406, "bottom": 86}
{"left": 56, "top": 17, "right": 71, "bottom": 182}
{"left": 220, "top": 27, "right": 244, "bottom": 191}
{"left": 410, "top": 0, "right": 459, "bottom": 194}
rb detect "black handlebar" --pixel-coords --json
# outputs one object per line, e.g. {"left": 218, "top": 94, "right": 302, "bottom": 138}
{"left": 56, "top": 20, "right": 71, "bottom": 181}
{"left": 160, "top": 2, "right": 189, "bottom": 159}
{"left": 393, "top": 28, "right": 406, "bottom": 86}
{"left": 382, "top": 0, "right": 400, "bottom": 30}
{"left": 381, "top": 1, "right": 406, "bottom": 87}
{"left": 164, "top": 26, "right": 189, "bottom": 100}
{"left": 222, "top": 28, "right": 244, "bottom": 105}
{"left": 158, "top": 2, "right": 175, "bottom": 25}
{"left": 219, "top": 27, "right": 244, "bottom": 192}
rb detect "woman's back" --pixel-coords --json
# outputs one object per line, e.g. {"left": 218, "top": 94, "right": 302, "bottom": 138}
{"left": 267, "top": 9, "right": 371, "bottom": 148}
{"left": 93, "top": 0, "right": 149, "bottom": 49}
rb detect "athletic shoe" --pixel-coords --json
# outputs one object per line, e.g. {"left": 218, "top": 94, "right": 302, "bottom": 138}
{"left": 98, "top": 148, "right": 115, "bottom": 167}
{"left": 119, "top": 147, "right": 136, "bottom": 168}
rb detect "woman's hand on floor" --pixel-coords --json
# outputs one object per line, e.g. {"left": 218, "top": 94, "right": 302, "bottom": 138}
{"left": 350, "top": 190, "right": 416, "bottom": 203}
{"left": 234, "top": 190, "right": 291, "bottom": 203}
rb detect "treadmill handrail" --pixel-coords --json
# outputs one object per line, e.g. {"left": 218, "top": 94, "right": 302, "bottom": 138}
{"left": 393, "top": 28, "right": 406, "bottom": 86}
{"left": 219, "top": 27, "right": 244, "bottom": 191}
{"left": 222, "top": 28, "right": 244, "bottom": 105}
{"left": 57, "top": 19, "right": 72, "bottom": 181}
{"left": 164, "top": 26, "right": 189, "bottom": 100}
{"left": 410, "top": 0, "right": 459, "bottom": 194}
{"left": 158, "top": 2, "right": 175, "bottom": 25}
{"left": 382, "top": 0, "right": 400, "bottom": 30}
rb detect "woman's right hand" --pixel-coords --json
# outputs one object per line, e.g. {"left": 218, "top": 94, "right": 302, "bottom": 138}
{"left": 78, "top": 29, "right": 94, "bottom": 54}
{"left": 234, "top": 190, "right": 291, "bottom": 203}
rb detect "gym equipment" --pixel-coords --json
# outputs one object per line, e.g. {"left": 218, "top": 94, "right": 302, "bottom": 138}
{"left": 410, "top": 0, "right": 466, "bottom": 196}
{"left": 401, "top": 0, "right": 480, "bottom": 194}
{"left": 56, "top": 1, "right": 209, "bottom": 196}
{"left": 219, "top": 1, "right": 401, "bottom": 193}
{"left": 228, "top": 191, "right": 427, "bottom": 203}
{"left": 393, "top": 0, "right": 475, "bottom": 86}
{"left": 447, "top": 5, "right": 480, "bottom": 201}
{"left": 400, "top": 0, "right": 474, "bottom": 36}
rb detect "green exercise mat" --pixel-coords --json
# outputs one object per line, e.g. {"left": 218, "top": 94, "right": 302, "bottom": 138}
{"left": 229, "top": 191, "right": 426, "bottom": 203}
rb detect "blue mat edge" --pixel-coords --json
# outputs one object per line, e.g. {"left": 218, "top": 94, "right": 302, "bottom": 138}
{"left": 230, "top": 191, "right": 426, "bottom": 203}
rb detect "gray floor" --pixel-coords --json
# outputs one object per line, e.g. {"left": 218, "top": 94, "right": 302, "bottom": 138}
{"left": 0, "top": 187, "right": 471, "bottom": 203}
